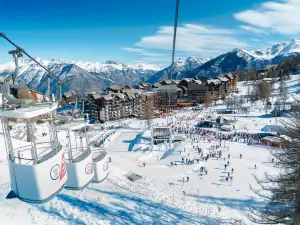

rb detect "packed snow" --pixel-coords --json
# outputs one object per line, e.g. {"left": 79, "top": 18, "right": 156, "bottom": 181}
{"left": 1, "top": 75, "right": 299, "bottom": 224}
{"left": 0, "top": 111, "right": 277, "bottom": 224}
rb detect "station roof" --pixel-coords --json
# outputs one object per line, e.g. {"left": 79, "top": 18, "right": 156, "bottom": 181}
{"left": 0, "top": 103, "right": 57, "bottom": 119}
{"left": 56, "top": 121, "right": 89, "bottom": 131}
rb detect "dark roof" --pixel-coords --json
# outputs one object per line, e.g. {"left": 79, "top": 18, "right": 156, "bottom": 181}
{"left": 193, "top": 80, "right": 202, "bottom": 84}
{"left": 156, "top": 84, "right": 178, "bottom": 92}
{"left": 187, "top": 84, "right": 208, "bottom": 91}
{"left": 87, "top": 88, "right": 100, "bottom": 94}
{"left": 217, "top": 76, "right": 228, "bottom": 82}
{"left": 92, "top": 93, "right": 101, "bottom": 99}
{"left": 153, "top": 83, "right": 162, "bottom": 88}
{"left": 180, "top": 78, "right": 194, "bottom": 83}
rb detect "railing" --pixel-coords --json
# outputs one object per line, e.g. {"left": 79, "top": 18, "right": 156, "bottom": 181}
{"left": 11, "top": 142, "right": 62, "bottom": 165}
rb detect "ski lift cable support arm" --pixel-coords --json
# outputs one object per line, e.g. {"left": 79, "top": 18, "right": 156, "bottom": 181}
{"left": 0, "top": 32, "right": 101, "bottom": 110}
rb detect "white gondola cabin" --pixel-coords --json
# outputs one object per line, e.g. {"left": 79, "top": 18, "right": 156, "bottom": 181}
{"left": 0, "top": 103, "right": 67, "bottom": 203}
{"left": 56, "top": 122, "right": 94, "bottom": 189}
{"left": 77, "top": 127, "right": 108, "bottom": 183}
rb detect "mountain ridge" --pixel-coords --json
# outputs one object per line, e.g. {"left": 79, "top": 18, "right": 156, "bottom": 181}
{"left": 1, "top": 39, "right": 300, "bottom": 94}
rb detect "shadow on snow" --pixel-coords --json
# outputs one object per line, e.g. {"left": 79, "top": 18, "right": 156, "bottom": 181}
{"left": 34, "top": 188, "right": 231, "bottom": 225}
{"left": 186, "top": 195, "right": 264, "bottom": 211}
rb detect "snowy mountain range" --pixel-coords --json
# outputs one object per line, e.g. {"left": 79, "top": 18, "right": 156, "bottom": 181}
{"left": 182, "top": 39, "right": 300, "bottom": 79}
{"left": 0, "top": 57, "right": 208, "bottom": 95}
{"left": 0, "top": 58, "right": 166, "bottom": 95}
{"left": 0, "top": 39, "right": 300, "bottom": 94}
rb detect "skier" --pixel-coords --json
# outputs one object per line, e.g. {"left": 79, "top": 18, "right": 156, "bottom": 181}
{"left": 228, "top": 154, "right": 231, "bottom": 159}
{"left": 227, "top": 161, "right": 230, "bottom": 166}
{"left": 171, "top": 162, "right": 173, "bottom": 166}
{"left": 272, "top": 158, "right": 274, "bottom": 163}
{"left": 205, "top": 169, "right": 208, "bottom": 175}
{"left": 224, "top": 164, "right": 227, "bottom": 170}
{"left": 240, "top": 154, "right": 242, "bottom": 159}
{"left": 254, "top": 164, "right": 257, "bottom": 169}
{"left": 231, "top": 168, "right": 234, "bottom": 174}
{"left": 143, "top": 162, "right": 146, "bottom": 167}
{"left": 187, "top": 176, "right": 189, "bottom": 182}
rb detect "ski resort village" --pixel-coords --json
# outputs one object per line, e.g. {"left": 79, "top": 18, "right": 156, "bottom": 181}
{"left": 2, "top": 0, "right": 300, "bottom": 224}
{"left": 1, "top": 33, "right": 300, "bottom": 224}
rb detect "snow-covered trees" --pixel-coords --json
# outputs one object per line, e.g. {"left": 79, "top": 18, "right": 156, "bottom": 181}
{"left": 279, "top": 77, "right": 288, "bottom": 111}
{"left": 249, "top": 115, "right": 300, "bottom": 225}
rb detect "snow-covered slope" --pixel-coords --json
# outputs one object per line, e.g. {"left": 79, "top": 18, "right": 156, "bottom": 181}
{"left": 248, "top": 39, "right": 300, "bottom": 60}
{"left": 184, "top": 39, "right": 300, "bottom": 78}
{"left": 72, "top": 60, "right": 164, "bottom": 73}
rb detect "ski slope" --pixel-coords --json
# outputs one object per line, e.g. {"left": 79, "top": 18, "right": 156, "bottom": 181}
{"left": 2, "top": 76, "right": 300, "bottom": 224}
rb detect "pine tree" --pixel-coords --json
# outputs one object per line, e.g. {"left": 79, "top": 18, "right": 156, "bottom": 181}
{"left": 18, "top": 87, "right": 34, "bottom": 100}
{"left": 249, "top": 115, "right": 300, "bottom": 225}
{"left": 259, "top": 81, "right": 271, "bottom": 104}
{"left": 204, "top": 92, "right": 212, "bottom": 107}
{"left": 279, "top": 77, "right": 288, "bottom": 111}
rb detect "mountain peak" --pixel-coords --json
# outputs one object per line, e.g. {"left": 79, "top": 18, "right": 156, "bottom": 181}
{"left": 105, "top": 60, "right": 122, "bottom": 65}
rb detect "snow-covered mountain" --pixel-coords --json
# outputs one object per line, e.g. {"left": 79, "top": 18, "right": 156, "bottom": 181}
{"left": 183, "top": 39, "right": 300, "bottom": 79}
{"left": 146, "top": 57, "right": 212, "bottom": 83}
{"left": 72, "top": 60, "right": 164, "bottom": 73}
{"left": 0, "top": 59, "right": 165, "bottom": 95}
{"left": 248, "top": 39, "right": 300, "bottom": 60}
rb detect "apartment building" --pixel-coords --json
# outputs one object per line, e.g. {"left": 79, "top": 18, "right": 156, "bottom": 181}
{"left": 187, "top": 84, "right": 208, "bottom": 104}
{"left": 155, "top": 85, "right": 178, "bottom": 111}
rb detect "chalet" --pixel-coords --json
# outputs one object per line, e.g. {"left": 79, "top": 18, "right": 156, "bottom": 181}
{"left": 136, "top": 84, "right": 145, "bottom": 90}
{"left": 178, "top": 78, "right": 194, "bottom": 88}
{"left": 119, "top": 84, "right": 132, "bottom": 90}
{"left": 106, "top": 85, "right": 121, "bottom": 93}
{"left": 160, "top": 79, "right": 180, "bottom": 86}
{"left": 152, "top": 83, "right": 162, "bottom": 89}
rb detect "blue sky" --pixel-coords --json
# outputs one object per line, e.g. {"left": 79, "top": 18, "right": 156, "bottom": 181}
{"left": 0, "top": 0, "right": 299, "bottom": 65}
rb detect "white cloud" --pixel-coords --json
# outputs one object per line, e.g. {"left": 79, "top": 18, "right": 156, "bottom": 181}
{"left": 122, "top": 47, "right": 167, "bottom": 57}
{"left": 134, "top": 24, "right": 248, "bottom": 56}
{"left": 239, "top": 25, "right": 267, "bottom": 34}
{"left": 234, "top": 0, "right": 300, "bottom": 35}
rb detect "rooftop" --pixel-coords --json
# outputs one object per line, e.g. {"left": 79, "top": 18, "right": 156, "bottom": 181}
{"left": 187, "top": 84, "right": 208, "bottom": 91}
{"left": 0, "top": 103, "right": 57, "bottom": 119}
{"left": 108, "top": 85, "right": 121, "bottom": 90}
{"left": 156, "top": 85, "right": 178, "bottom": 92}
